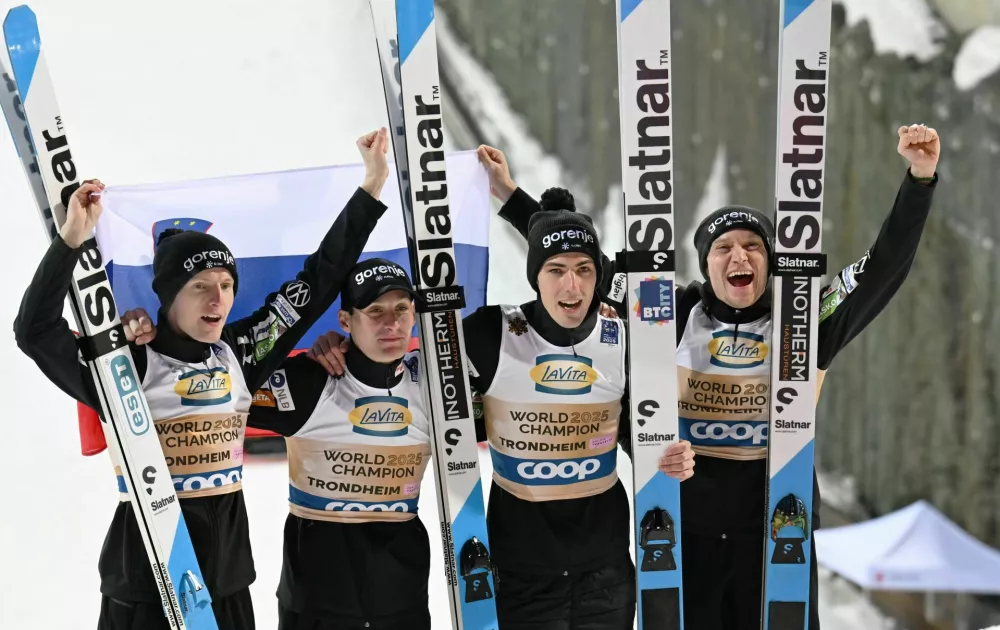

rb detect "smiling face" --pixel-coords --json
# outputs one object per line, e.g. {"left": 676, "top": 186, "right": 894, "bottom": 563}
{"left": 166, "top": 269, "right": 235, "bottom": 343}
{"left": 706, "top": 229, "right": 769, "bottom": 308}
{"left": 339, "top": 290, "right": 416, "bottom": 363}
{"left": 536, "top": 252, "right": 597, "bottom": 329}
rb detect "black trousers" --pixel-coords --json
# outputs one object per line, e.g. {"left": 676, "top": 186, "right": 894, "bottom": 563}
{"left": 277, "top": 601, "right": 430, "bottom": 630}
{"left": 495, "top": 556, "right": 636, "bottom": 630}
{"left": 97, "top": 588, "right": 254, "bottom": 630}
{"left": 683, "top": 531, "right": 820, "bottom": 630}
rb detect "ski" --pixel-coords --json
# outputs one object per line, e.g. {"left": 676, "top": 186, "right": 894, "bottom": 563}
{"left": 1, "top": 6, "right": 217, "bottom": 629}
{"left": 368, "top": 1, "right": 498, "bottom": 629}
{"left": 614, "top": 0, "right": 684, "bottom": 628}
{"left": 762, "top": 1, "right": 832, "bottom": 628}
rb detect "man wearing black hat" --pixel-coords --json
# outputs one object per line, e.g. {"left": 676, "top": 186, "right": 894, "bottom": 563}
{"left": 244, "top": 257, "right": 438, "bottom": 630}
{"left": 125, "top": 258, "right": 436, "bottom": 630}
{"left": 14, "top": 128, "right": 393, "bottom": 630}
{"left": 477, "top": 123, "right": 940, "bottom": 629}
{"left": 305, "top": 189, "right": 696, "bottom": 630}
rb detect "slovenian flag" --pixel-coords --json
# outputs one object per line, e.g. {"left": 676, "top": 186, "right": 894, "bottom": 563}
{"left": 75, "top": 151, "right": 491, "bottom": 455}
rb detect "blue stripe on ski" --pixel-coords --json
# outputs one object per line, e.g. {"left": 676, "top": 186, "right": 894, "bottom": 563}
{"left": 396, "top": 0, "right": 434, "bottom": 65}
{"left": 168, "top": 513, "right": 219, "bottom": 630}
{"left": 4, "top": 6, "right": 41, "bottom": 100}
{"left": 452, "top": 478, "right": 498, "bottom": 630}
{"left": 763, "top": 440, "right": 815, "bottom": 628}
{"left": 783, "top": 0, "right": 815, "bottom": 27}
{"left": 620, "top": 0, "right": 644, "bottom": 22}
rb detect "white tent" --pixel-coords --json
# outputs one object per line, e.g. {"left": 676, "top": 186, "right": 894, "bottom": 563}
{"left": 815, "top": 500, "right": 1000, "bottom": 593}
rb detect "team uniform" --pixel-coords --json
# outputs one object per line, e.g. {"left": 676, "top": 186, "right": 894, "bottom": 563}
{"left": 14, "top": 187, "right": 386, "bottom": 629}
{"left": 498, "top": 169, "right": 938, "bottom": 629}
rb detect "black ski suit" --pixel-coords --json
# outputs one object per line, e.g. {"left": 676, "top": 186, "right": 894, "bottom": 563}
{"left": 14, "top": 187, "right": 387, "bottom": 630}
{"left": 496, "top": 168, "right": 937, "bottom": 630}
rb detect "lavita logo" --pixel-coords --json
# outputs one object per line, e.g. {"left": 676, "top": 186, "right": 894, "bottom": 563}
{"left": 530, "top": 354, "right": 599, "bottom": 395}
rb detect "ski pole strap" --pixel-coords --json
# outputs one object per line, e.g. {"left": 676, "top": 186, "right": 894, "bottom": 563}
{"left": 415, "top": 286, "right": 466, "bottom": 313}
{"left": 76, "top": 324, "right": 129, "bottom": 362}
{"left": 771, "top": 252, "right": 827, "bottom": 277}
{"left": 615, "top": 249, "right": 676, "bottom": 274}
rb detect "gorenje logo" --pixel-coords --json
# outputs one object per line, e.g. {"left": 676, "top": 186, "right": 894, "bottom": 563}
{"left": 517, "top": 458, "right": 601, "bottom": 481}
{"left": 542, "top": 229, "right": 595, "bottom": 249}
{"left": 706, "top": 211, "right": 762, "bottom": 234}
{"left": 183, "top": 249, "right": 235, "bottom": 272}
{"left": 355, "top": 264, "right": 406, "bottom": 285}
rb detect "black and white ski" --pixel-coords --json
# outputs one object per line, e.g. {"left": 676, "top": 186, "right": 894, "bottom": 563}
{"left": 614, "top": 0, "right": 684, "bottom": 628}
{"left": 763, "top": 1, "right": 832, "bottom": 628}
{"left": 368, "top": 1, "right": 498, "bottom": 629}
{"left": 1, "top": 7, "right": 218, "bottom": 629}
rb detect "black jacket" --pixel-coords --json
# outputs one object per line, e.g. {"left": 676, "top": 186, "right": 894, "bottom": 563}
{"left": 497, "top": 169, "right": 937, "bottom": 537}
{"left": 14, "top": 187, "right": 387, "bottom": 601}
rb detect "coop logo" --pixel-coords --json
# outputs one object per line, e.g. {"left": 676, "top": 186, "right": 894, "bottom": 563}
{"left": 530, "top": 354, "right": 598, "bottom": 395}
{"left": 110, "top": 356, "right": 150, "bottom": 436}
{"left": 173, "top": 468, "right": 242, "bottom": 493}
{"left": 681, "top": 419, "right": 768, "bottom": 447}
{"left": 325, "top": 500, "right": 411, "bottom": 513}
{"left": 348, "top": 396, "right": 412, "bottom": 437}
{"left": 174, "top": 367, "right": 232, "bottom": 406}
{"left": 708, "top": 331, "right": 768, "bottom": 368}
{"left": 637, "top": 278, "right": 674, "bottom": 323}
{"left": 542, "top": 229, "right": 595, "bottom": 249}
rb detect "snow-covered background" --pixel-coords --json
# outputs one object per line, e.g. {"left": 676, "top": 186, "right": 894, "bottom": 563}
{"left": 2, "top": 1, "right": 998, "bottom": 628}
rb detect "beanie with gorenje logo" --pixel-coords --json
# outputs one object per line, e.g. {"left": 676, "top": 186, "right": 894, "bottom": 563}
{"left": 524, "top": 187, "right": 604, "bottom": 292}
{"left": 152, "top": 228, "right": 239, "bottom": 311}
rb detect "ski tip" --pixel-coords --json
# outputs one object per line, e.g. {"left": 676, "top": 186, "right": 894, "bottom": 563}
{"left": 3, "top": 5, "right": 39, "bottom": 38}
{"left": 3, "top": 5, "right": 40, "bottom": 100}
{"left": 619, "top": 0, "right": 644, "bottom": 23}
{"left": 395, "top": 0, "right": 434, "bottom": 65}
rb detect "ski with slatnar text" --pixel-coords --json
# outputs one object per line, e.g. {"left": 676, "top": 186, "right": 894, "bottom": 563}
{"left": 763, "top": 1, "right": 832, "bottom": 628}
{"left": 614, "top": 0, "right": 684, "bottom": 628}
{"left": 368, "top": 1, "right": 498, "bottom": 629}
{"left": 1, "top": 6, "right": 218, "bottom": 629}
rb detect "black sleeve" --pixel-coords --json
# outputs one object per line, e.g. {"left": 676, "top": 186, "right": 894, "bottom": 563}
{"left": 817, "top": 169, "right": 937, "bottom": 369}
{"left": 14, "top": 238, "right": 99, "bottom": 409}
{"left": 246, "top": 353, "right": 329, "bottom": 437}
{"left": 463, "top": 305, "right": 504, "bottom": 443}
{"left": 498, "top": 187, "right": 620, "bottom": 298}
{"left": 617, "top": 375, "right": 633, "bottom": 459}
{"left": 222, "top": 187, "right": 387, "bottom": 391}
{"left": 14, "top": 238, "right": 152, "bottom": 414}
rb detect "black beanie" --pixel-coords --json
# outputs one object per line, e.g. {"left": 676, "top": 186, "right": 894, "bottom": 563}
{"left": 152, "top": 228, "right": 239, "bottom": 311}
{"left": 693, "top": 205, "right": 775, "bottom": 279}
{"left": 525, "top": 188, "right": 603, "bottom": 291}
